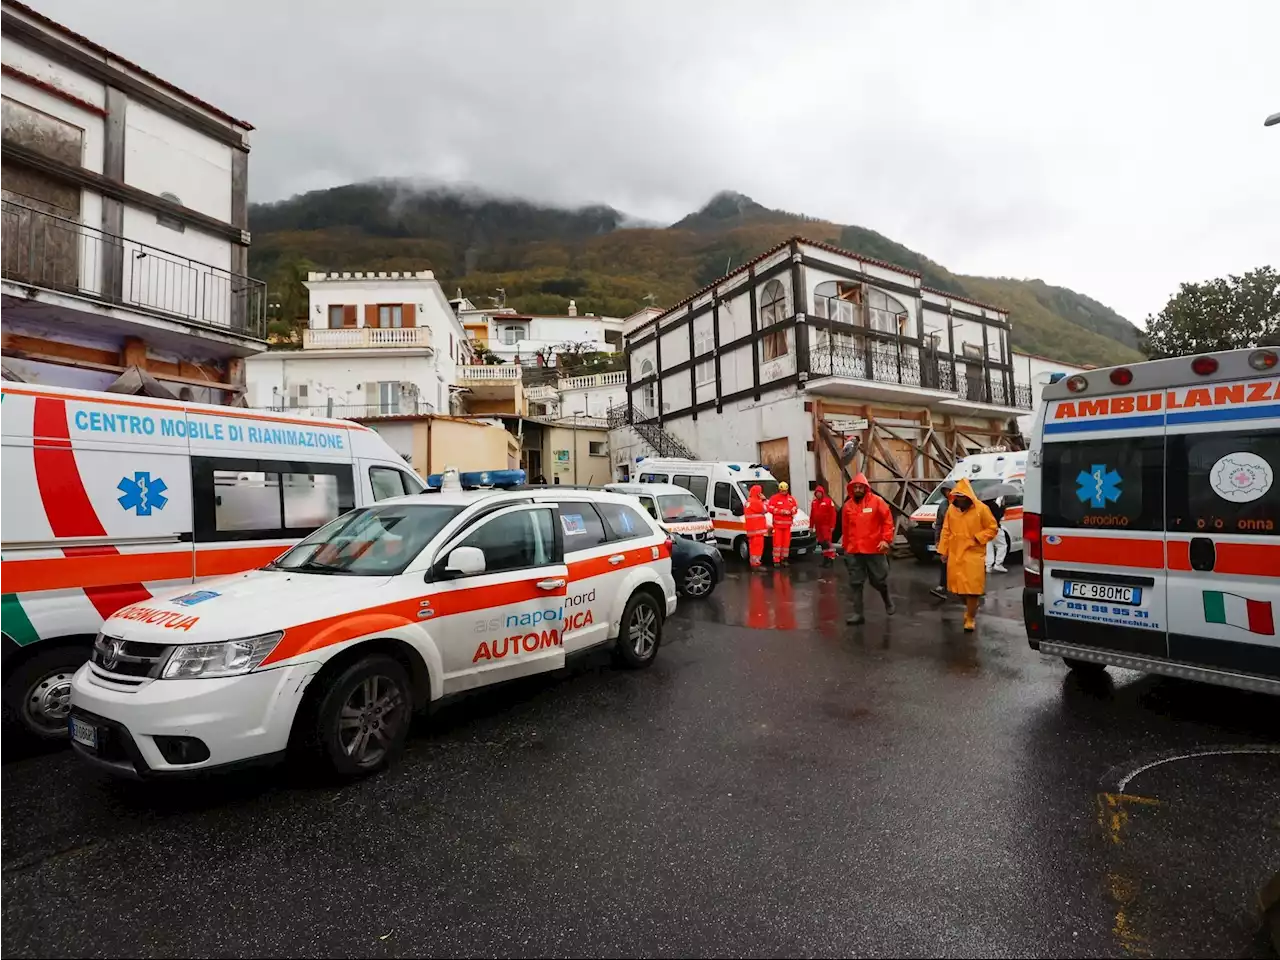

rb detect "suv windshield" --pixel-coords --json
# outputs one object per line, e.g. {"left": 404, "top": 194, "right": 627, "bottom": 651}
{"left": 269, "top": 504, "right": 461, "bottom": 576}
{"left": 924, "top": 477, "right": 1008, "bottom": 505}
{"left": 657, "top": 492, "right": 708, "bottom": 522}
{"left": 738, "top": 479, "right": 780, "bottom": 500}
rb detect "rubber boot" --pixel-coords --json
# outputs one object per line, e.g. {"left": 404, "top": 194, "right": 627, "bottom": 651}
{"left": 879, "top": 586, "right": 896, "bottom": 616}
{"left": 846, "top": 587, "right": 865, "bottom": 625}
{"left": 963, "top": 596, "right": 979, "bottom": 632}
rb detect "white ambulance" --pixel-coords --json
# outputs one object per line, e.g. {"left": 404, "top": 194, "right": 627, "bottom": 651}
{"left": 1022, "top": 347, "right": 1280, "bottom": 694}
{"left": 1, "top": 384, "right": 424, "bottom": 742}
{"left": 68, "top": 479, "right": 676, "bottom": 778}
{"left": 905, "top": 451, "right": 1028, "bottom": 561}
{"left": 624, "top": 458, "right": 814, "bottom": 561}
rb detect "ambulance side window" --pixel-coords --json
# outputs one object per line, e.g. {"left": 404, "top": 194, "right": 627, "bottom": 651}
{"left": 714, "top": 482, "right": 742, "bottom": 513}
{"left": 193, "top": 457, "right": 354, "bottom": 542}
{"left": 556, "top": 501, "right": 608, "bottom": 551}
{"left": 637, "top": 496, "right": 659, "bottom": 519}
{"left": 673, "top": 474, "right": 709, "bottom": 501}
{"left": 1166, "top": 429, "right": 1279, "bottom": 536}
{"left": 370, "top": 466, "right": 418, "bottom": 501}
{"left": 1041, "top": 437, "right": 1163, "bottom": 531}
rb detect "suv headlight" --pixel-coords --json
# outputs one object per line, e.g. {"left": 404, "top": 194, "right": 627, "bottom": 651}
{"left": 162, "top": 632, "right": 283, "bottom": 679}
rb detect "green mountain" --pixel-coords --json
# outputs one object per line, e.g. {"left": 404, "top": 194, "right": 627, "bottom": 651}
{"left": 249, "top": 184, "right": 1145, "bottom": 366}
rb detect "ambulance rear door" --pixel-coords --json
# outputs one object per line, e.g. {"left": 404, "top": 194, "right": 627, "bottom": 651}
{"left": 1038, "top": 396, "right": 1169, "bottom": 662}
{"left": 1162, "top": 382, "right": 1280, "bottom": 680}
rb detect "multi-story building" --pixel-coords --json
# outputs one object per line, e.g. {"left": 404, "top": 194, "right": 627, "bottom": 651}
{"left": 0, "top": 0, "right": 265, "bottom": 403}
{"left": 244, "top": 270, "right": 470, "bottom": 417}
{"left": 609, "top": 237, "right": 1062, "bottom": 526}
{"left": 456, "top": 299, "right": 623, "bottom": 365}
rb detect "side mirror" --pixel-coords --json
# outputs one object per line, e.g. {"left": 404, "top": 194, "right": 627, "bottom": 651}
{"left": 732, "top": 502, "right": 744, "bottom": 516}
{"left": 444, "top": 546, "right": 486, "bottom": 576}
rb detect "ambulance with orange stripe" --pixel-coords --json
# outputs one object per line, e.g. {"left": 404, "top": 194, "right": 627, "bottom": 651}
{"left": 1023, "top": 347, "right": 1280, "bottom": 694}
{"left": 904, "top": 450, "right": 1027, "bottom": 562}
{"left": 1, "top": 384, "right": 424, "bottom": 743}
{"left": 66, "top": 477, "right": 676, "bottom": 778}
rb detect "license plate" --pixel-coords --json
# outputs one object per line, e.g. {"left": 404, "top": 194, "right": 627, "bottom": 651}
{"left": 69, "top": 717, "right": 98, "bottom": 750}
{"left": 926, "top": 544, "right": 936, "bottom": 552}
{"left": 1063, "top": 581, "right": 1141, "bottom": 605}
{"left": 795, "top": 548, "right": 807, "bottom": 555}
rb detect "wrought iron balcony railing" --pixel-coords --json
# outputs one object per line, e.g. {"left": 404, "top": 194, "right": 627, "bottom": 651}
{"left": 1, "top": 199, "right": 266, "bottom": 338}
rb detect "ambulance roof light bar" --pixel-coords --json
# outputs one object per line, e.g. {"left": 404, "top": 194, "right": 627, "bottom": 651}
{"left": 1249, "top": 348, "right": 1278, "bottom": 370}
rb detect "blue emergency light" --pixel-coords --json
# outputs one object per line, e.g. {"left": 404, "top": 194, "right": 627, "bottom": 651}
{"left": 425, "top": 469, "right": 527, "bottom": 490}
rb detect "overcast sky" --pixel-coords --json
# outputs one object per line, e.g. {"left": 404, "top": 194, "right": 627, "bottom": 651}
{"left": 33, "top": 0, "right": 1280, "bottom": 324}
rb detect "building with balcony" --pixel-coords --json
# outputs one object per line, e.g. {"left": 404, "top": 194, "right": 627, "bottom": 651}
{"left": 244, "top": 269, "right": 470, "bottom": 418}
{"left": 609, "top": 237, "right": 1080, "bottom": 527}
{"left": 455, "top": 298, "right": 623, "bottom": 365}
{"left": 0, "top": 0, "right": 265, "bottom": 403}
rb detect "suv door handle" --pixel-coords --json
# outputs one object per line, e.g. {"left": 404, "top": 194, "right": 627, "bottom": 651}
{"left": 536, "top": 578, "right": 566, "bottom": 590}
{"left": 608, "top": 554, "right": 626, "bottom": 565}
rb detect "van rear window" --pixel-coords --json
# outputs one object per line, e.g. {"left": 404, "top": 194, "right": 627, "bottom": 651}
{"left": 1041, "top": 436, "right": 1163, "bottom": 531}
{"left": 1166, "top": 429, "right": 1278, "bottom": 536}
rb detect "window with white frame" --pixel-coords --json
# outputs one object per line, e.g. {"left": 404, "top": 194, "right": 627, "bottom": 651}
{"left": 693, "top": 324, "right": 715, "bottom": 385}
{"left": 867, "top": 289, "right": 908, "bottom": 336}
{"left": 499, "top": 324, "right": 524, "bottom": 345}
{"left": 812, "top": 281, "right": 861, "bottom": 326}
{"left": 640, "top": 359, "right": 656, "bottom": 416}
{"left": 378, "top": 305, "right": 403, "bottom": 328}
{"left": 760, "top": 279, "right": 789, "bottom": 361}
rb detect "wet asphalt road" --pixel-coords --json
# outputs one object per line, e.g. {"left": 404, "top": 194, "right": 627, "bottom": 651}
{"left": 3, "top": 558, "right": 1278, "bottom": 959}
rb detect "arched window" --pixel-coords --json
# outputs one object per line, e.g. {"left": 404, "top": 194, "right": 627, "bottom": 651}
{"left": 759, "top": 279, "right": 788, "bottom": 361}
{"left": 156, "top": 192, "right": 185, "bottom": 232}
{"left": 867, "top": 288, "right": 908, "bottom": 335}
{"left": 639, "top": 359, "right": 656, "bottom": 416}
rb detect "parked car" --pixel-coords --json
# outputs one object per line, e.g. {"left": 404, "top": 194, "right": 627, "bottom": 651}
{"left": 671, "top": 535, "right": 725, "bottom": 599}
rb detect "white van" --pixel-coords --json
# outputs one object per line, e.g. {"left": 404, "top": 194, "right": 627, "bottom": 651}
{"left": 1022, "top": 347, "right": 1280, "bottom": 694}
{"left": 623, "top": 458, "right": 814, "bottom": 561}
{"left": 1, "top": 383, "right": 424, "bottom": 741}
{"left": 905, "top": 451, "right": 1028, "bottom": 561}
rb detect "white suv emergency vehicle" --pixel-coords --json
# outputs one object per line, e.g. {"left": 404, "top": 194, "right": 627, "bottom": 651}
{"left": 68, "top": 478, "right": 677, "bottom": 778}
{"left": 1, "top": 383, "right": 422, "bottom": 743}
{"left": 1023, "top": 347, "right": 1279, "bottom": 694}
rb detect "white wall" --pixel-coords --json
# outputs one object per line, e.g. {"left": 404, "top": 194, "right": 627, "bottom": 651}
{"left": 245, "top": 353, "right": 441, "bottom": 415}
{"left": 559, "top": 383, "right": 624, "bottom": 418}
{"left": 486, "top": 315, "right": 612, "bottom": 362}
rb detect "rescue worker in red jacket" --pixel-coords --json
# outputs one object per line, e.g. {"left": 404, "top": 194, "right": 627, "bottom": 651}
{"left": 810, "top": 485, "right": 838, "bottom": 566}
{"left": 766, "top": 481, "right": 799, "bottom": 565}
{"left": 840, "top": 473, "right": 896, "bottom": 624}
{"left": 744, "top": 484, "right": 768, "bottom": 569}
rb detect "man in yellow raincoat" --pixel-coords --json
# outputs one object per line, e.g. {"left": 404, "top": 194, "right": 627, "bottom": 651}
{"left": 936, "top": 476, "right": 999, "bottom": 632}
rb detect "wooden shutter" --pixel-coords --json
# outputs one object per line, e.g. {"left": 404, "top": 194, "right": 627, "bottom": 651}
{"left": 402, "top": 303, "right": 415, "bottom": 328}
{"left": 364, "top": 304, "right": 378, "bottom": 328}
{"left": 342, "top": 304, "right": 357, "bottom": 327}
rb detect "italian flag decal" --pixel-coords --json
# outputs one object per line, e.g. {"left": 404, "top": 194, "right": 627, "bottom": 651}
{"left": 1202, "top": 591, "right": 1275, "bottom": 636}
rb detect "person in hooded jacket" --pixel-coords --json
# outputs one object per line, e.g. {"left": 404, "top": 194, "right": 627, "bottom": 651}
{"left": 766, "top": 481, "right": 799, "bottom": 565}
{"left": 936, "top": 476, "right": 999, "bottom": 632}
{"left": 840, "top": 473, "right": 896, "bottom": 624}
{"left": 809, "top": 485, "right": 838, "bottom": 566}
{"left": 744, "top": 484, "right": 768, "bottom": 569}
{"left": 930, "top": 477, "right": 957, "bottom": 600}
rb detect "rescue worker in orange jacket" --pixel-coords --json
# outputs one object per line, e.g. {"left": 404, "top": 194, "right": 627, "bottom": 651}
{"left": 840, "top": 473, "right": 896, "bottom": 624}
{"left": 766, "top": 482, "right": 799, "bottom": 565}
{"left": 936, "top": 476, "right": 999, "bottom": 632}
{"left": 810, "top": 486, "right": 838, "bottom": 567}
{"left": 744, "top": 484, "right": 768, "bottom": 569}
